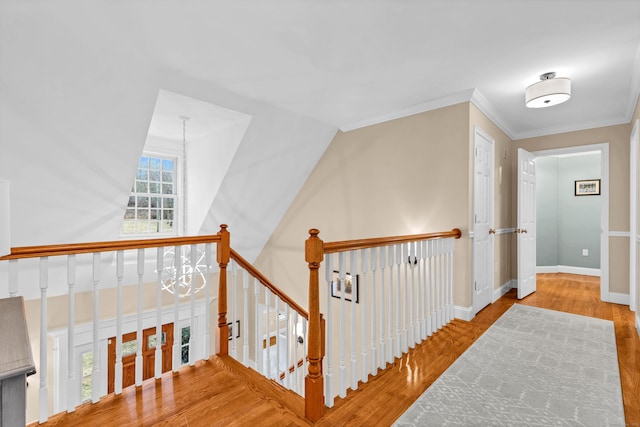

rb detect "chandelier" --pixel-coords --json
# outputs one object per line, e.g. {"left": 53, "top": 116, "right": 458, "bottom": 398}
{"left": 160, "top": 246, "right": 207, "bottom": 297}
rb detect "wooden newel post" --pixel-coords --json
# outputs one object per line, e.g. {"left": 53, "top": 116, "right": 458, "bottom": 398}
{"left": 216, "top": 224, "right": 230, "bottom": 356}
{"left": 305, "top": 228, "right": 325, "bottom": 421}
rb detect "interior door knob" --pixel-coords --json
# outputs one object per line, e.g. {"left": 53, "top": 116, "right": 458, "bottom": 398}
{"left": 489, "top": 229, "right": 496, "bottom": 234}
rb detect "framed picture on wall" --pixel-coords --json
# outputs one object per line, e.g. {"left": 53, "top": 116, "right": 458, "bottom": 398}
{"left": 331, "top": 270, "right": 359, "bottom": 303}
{"left": 575, "top": 179, "right": 601, "bottom": 196}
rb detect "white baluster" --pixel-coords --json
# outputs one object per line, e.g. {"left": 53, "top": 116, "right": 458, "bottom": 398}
{"left": 155, "top": 247, "right": 163, "bottom": 379}
{"left": 402, "top": 243, "right": 413, "bottom": 352}
{"left": 349, "top": 250, "right": 358, "bottom": 389}
{"left": 360, "top": 249, "right": 368, "bottom": 383}
{"left": 419, "top": 241, "right": 427, "bottom": 341}
{"left": 189, "top": 244, "right": 197, "bottom": 365}
{"left": 410, "top": 241, "right": 418, "bottom": 346}
{"left": 338, "top": 251, "right": 347, "bottom": 397}
{"left": 265, "top": 289, "right": 271, "bottom": 379}
{"left": 428, "top": 240, "right": 435, "bottom": 336}
{"left": 205, "top": 244, "right": 213, "bottom": 358}
{"left": 324, "top": 257, "right": 334, "bottom": 407}
{"left": 229, "top": 258, "right": 237, "bottom": 359}
{"left": 437, "top": 239, "right": 443, "bottom": 330}
{"left": 275, "top": 296, "right": 280, "bottom": 382}
{"left": 369, "top": 247, "right": 377, "bottom": 376}
{"left": 394, "top": 243, "right": 402, "bottom": 359}
{"left": 386, "top": 245, "right": 394, "bottom": 364}
{"left": 135, "top": 249, "right": 144, "bottom": 386}
{"left": 39, "top": 257, "right": 49, "bottom": 423}
{"left": 91, "top": 252, "right": 101, "bottom": 403}
{"left": 254, "top": 279, "right": 262, "bottom": 373}
{"left": 378, "top": 246, "right": 386, "bottom": 369}
{"left": 447, "top": 238, "right": 455, "bottom": 323}
{"left": 301, "top": 318, "right": 308, "bottom": 398}
{"left": 284, "top": 304, "right": 290, "bottom": 389}
{"left": 115, "top": 251, "right": 124, "bottom": 393}
{"left": 8, "top": 259, "right": 17, "bottom": 297}
{"left": 242, "top": 268, "right": 249, "bottom": 366}
{"left": 67, "top": 255, "right": 77, "bottom": 412}
{"left": 172, "top": 246, "right": 180, "bottom": 372}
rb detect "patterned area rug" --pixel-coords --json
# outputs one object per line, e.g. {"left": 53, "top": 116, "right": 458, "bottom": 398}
{"left": 393, "top": 304, "right": 625, "bottom": 426}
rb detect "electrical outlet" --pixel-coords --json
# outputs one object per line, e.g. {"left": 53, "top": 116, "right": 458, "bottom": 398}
{"left": 582, "top": 249, "right": 589, "bottom": 256}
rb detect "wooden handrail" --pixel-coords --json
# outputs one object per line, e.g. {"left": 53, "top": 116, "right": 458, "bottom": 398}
{"left": 0, "top": 234, "right": 223, "bottom": 260}
{"left": 230, "top": 249, "right": 309, "bottom": 319}
{"left": 322, "top": 228, "right": 462, "bottom": 254}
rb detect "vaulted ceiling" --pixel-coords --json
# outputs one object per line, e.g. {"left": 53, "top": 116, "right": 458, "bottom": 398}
{"left": 1, "top": 0, "right": 639, "bottom": 252}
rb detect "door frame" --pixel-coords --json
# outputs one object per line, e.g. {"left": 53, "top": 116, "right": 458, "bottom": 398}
{"left": 531, "top": 143, "right": 610, "bottom": 302}
{"left": 630, "top": 120, "right": 639, "bottom": 313}
{"left": 472, "top": 125, "right": 495, "bottom": 315}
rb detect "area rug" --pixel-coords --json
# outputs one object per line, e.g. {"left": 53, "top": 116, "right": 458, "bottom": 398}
{"left": 393, "top": 304, "right": 625, "bottom": 426}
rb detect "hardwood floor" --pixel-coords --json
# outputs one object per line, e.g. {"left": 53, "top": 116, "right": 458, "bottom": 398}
{"left": 35, "top": 274, "right": 640, "bottom": 426}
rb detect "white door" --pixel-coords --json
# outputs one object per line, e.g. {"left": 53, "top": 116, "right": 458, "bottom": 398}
{"left": 473, "top": 126, "right": 494, "bottom": 314}
{"left": 517, "top": 148, "right": 536, "bottom": 299}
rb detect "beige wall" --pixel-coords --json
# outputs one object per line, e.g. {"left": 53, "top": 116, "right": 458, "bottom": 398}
{"left": 469, "top": 104, "right": 514, "bottom": 291}
{"left": 254, "top": 103, "right": 474, "bottom": 309}
{"left": 514, "top": 124, "right": 632, "bottom": 294}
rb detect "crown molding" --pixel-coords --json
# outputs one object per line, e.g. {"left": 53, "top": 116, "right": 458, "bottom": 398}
{"left": 512, "top": 117, "right": 631, "bottom": 140}
{"left": 469, "top": 89, "right": 515, "bottom": 140}
{"left": 338, "top": 89, "right": 475, "bottom": 132}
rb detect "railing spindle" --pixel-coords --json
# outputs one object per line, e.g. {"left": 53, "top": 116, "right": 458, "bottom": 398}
{"left": 91, "top": 252, "right": 101, "bottom": 403}
{"left": 115, "top": 251, "right": 124, "bottom": 393}
{"left": 66, "top": 255, "right": 77, "bottom": 412}
{"left": 39, "top": 257, "right": 49, "bottom": 423}
{"left": 135, "top": 249, "right": 144, "bottom": 386}
{"left": 172, "top": 246, "right": 180, "bottom": 371}
{"left": 360, "top": 249, "right": 368, "bottom": 383}
{"left": 155, "top": 247, "right": 163, "bottom": 379}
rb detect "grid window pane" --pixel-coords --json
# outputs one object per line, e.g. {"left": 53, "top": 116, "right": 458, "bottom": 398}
{"left": 122, "top": 154, "right": 177, "bottom": 235}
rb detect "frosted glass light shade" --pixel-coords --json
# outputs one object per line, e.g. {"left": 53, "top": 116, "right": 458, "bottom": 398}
{"left": 525, "top": 77, "right": 571, "bottom": 108}
{"left": 0, "top": 180, "right": 10, "bottom": 257}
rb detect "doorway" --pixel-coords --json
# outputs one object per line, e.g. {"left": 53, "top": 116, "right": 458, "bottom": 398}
{"left": 532, "top": 143, "right": 610, "bottom": 301}
{"left": 107, "top": 323, "right": 174, "bottom": 393}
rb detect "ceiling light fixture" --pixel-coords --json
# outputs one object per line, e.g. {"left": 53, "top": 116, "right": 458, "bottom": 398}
{"left": 525, "top": 72, "right": 571, "bottom": 108}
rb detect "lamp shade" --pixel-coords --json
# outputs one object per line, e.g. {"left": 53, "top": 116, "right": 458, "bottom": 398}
{"left": 0, "top": 180, "right": 10, "bottom": 257}
{"left": 525, "top": 77, "right": 571, "bottom": 108}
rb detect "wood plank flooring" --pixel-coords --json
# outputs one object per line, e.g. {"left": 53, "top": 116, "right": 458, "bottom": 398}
{"left": 34, "top": 273, "right": 640, "bottom": 426}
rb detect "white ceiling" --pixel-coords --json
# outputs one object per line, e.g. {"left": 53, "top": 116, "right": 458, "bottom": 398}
{"left": 4, "top": 0, "right": 640, "bottom": 142}
{"left": 121, "top": 0, "right": 640, "bottom": 140}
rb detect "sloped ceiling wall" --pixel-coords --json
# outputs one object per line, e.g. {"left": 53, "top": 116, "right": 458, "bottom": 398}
{"left": 0, "top": 3, "right": 337, "bottom": 259}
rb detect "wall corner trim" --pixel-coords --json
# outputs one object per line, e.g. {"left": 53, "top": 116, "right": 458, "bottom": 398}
{"left": 455, "top": 305, "right": 474, "bottom": 322}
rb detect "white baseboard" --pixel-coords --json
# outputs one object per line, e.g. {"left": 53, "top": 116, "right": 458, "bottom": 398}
{"left": 607, "top": 292, "right": 630, "bottom": 305}
{"left": 636, "top": 314, "right": 640, "bottom": 338}
{"left": 535, "top": 265, "right": 601, "bottom": 277}
{"left": 455, "top": 305, "right": 474, "bottom": 322}
{"left": 492, "top": 280, "right": 516, "bottom": 302}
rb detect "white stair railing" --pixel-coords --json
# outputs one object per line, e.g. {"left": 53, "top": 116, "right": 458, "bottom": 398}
{"left": 311, "top": 228, "right": 461, "bottom": 409}
{"left": 227, "top": 249, "right": 308, "bottom": 397}
{"left": 0, "top": 230, "right": 227, "bottom": 423}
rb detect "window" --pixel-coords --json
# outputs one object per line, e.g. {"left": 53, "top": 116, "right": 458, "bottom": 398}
{"left": 80, "top": 351, "right": 93, "bottom": 403}
{"left": 122, "top": 155, "right": 177, "bottom": 235}
{"left": 181, "top": 326, "right": 191, "bottom": 365}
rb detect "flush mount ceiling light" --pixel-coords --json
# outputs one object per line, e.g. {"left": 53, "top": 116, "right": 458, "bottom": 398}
{"left": 525, "top": 72, "right": 571, "bottom": 108}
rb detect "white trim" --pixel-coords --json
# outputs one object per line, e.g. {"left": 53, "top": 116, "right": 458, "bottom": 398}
{"left": 630, "top": 119, "right": 639, "bottom": 312}
{"left": 469, "top": 90, "right": 515, "bottom": 140}
{"left": 610, "top": 231, "right": 631, "bottom": 238}
{"left": 535, "top": 265, "right": 601, "bottom": 277}
{"left": 339, "top": 89, "right": 475, "bottom": 132}
{"left": 454, "top": 305, "right": 474, "bottom": 322}
{"left": 636, "top": 313, "right": 640, "bottom": 338}
{"left": 532, "top": 143, "right": 610, "bottom": 303}
{"left": 512, "top": 118, "right": 631, "bottom": 141}
{"left": 608, "top": 292, "right": 631, "bottom": 306}
{"left": 492, "top": 280, "right": 516, "bottom": 303}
